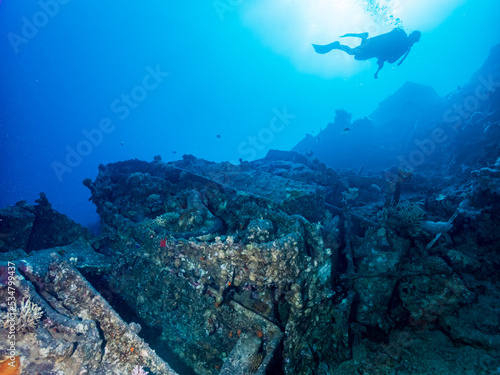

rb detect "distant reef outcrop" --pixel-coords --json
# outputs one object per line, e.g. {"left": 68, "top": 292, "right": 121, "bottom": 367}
{"left": 293, "top": 43, "right": 500, "bottom": 174}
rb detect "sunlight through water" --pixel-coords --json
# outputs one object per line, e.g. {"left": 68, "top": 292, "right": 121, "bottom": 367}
{"left": 240, "top": 0, "right": 465, "bottom": 77}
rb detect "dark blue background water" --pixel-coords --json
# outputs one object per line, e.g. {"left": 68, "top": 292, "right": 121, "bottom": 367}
{"left": 1, "top": 0, "right": 499, "bottom": 225}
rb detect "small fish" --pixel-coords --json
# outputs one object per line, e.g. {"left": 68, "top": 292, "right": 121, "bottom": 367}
{"left": 340, "top": 128, "right": 351, "bottom": 134}
{"left": 435, "top": 194, "right": 446, "bottom": 201}
{"left": 120, "top": 140, "right": 124, "bottom": 146}
{"left": 216, "top": 134, "right": 221, "bottom": 139}
{"left": 172, "top": 151, "right": 177, "bottom": 154}
{"left": 160, "top": 237, "right": 167, "bottom": 247}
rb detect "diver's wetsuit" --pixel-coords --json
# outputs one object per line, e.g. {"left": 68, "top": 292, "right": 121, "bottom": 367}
{"left": 349, "top": 28, "right": 409, "bottom": 63}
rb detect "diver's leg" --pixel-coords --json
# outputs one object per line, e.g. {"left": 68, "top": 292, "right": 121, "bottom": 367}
{"left": 339, "top": 32, "right": 369, "bottom": 42}
{"left": 335, "top": 44, "right": 356, "bottom": 55}
{"left": 312, "top": 41, "right": 340, "bottom": 54}
{"left": 312, "top": 42, "right": 356, "bottom": 55}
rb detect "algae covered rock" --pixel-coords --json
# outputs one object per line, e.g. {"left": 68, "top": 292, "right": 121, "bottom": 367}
{"left": 0, "top": 252, "right": 177, "bottom": 375}
{"left": 0, "top": 194, "right": 90, "bottom": 253}
{"left": 0, "top": 201, "right": 35, "bottom": 252}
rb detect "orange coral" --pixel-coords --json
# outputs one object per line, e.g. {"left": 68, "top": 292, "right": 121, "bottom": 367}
{"left": 256, "top": 330, "right": 263, "bottom": 338}
{"left": 0, "top": 356, "right": 21, "bottom": 375}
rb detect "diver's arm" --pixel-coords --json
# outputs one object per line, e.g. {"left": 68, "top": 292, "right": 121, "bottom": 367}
{"left": 397, "top": 49, "right": 412, "bottom": 65}
{"left": 388, "top": 53, "right": 403, "bottom": 64}
{"left": 387, "top": 42, "right": 411, "bottom": 64}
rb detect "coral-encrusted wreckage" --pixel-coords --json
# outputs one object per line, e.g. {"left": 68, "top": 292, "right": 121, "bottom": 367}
{"left": 1, "top": 45, "right": 500, "bottom": 374}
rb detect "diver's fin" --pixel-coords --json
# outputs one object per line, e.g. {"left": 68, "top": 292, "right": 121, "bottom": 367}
{"left": 312, "top": 42, "right": 340, "bottom": 54}
{"left": 339, "top": 32, "right": 368, "bottom": 39}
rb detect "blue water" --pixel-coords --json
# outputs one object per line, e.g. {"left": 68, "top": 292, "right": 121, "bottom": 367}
{"left": 1, "top": 0, "right": 499, "bottom": 226}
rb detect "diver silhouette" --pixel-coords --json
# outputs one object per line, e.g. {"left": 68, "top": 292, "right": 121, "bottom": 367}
{"left": 312, "top": 28, "right": 421, "bottom": 79}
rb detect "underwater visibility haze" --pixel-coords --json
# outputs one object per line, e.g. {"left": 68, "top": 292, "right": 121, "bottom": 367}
{"left": 1, "top": 0, "right": 500, "bottom": 374}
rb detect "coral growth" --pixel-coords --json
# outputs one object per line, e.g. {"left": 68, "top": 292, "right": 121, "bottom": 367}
{"left": 388, "top": 200, "right": 425, "bottom": 235}
{"left": 131, "top": 365, "right": 149, "bottom": 375}
{"left": 1, "top": 298, "right": 43, "bottom": 333}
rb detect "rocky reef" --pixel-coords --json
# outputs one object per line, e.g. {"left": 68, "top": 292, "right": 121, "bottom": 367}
{"left": 1, "top": 45, "right": 499, "bottom": 375}
{"left": 2, "top": 146, "right": 499, "bottom": 374}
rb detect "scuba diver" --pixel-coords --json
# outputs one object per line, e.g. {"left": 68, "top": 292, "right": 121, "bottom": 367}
{"left": 312, "top": 28, "right": 421, "bottom": 79}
